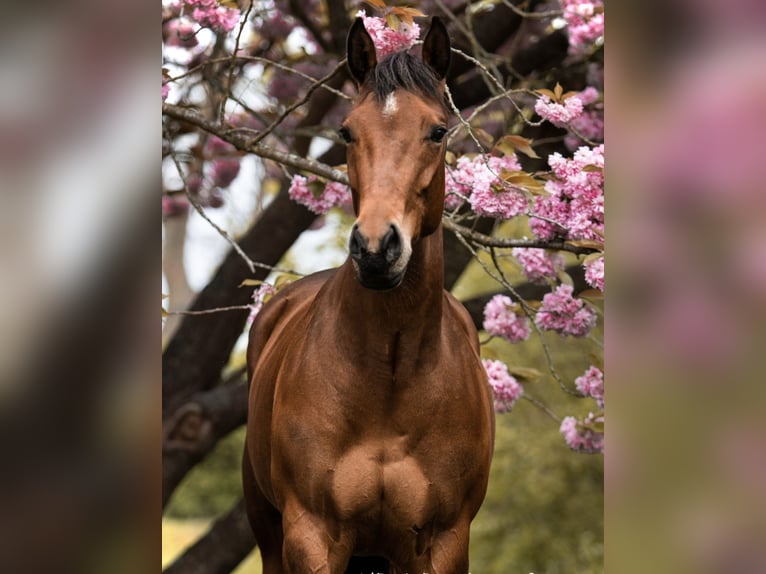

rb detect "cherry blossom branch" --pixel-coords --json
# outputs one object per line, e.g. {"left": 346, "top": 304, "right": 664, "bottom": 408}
{"left": 487, "top": 247, "right": 578, "bottom": 397}
{"left": 247, "top": 59, "right": 347, "bottom": 147}
{"left": 443, "top": 218, "right": 600, "bottom": 256}
{"left": 522, "top": 394, "right": 561, "bottom": 421}
{"left": 222, "top": 0, "right": 255, "bottom": 121}
{"left": 163, "top": 103, "right": 350, "bottom": 184}
{"left": 165, "top": 304, "right": 252, "bottom": 317}
{"left": 167, "top": 56, "right": 350, "bottom": 100}
{"left": 500, "top": 0, "right": 563, "bottom": 19}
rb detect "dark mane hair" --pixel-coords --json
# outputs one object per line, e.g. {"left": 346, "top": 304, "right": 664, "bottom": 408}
{"left": 365, "top": 51, "right": 442, "bottom": 104}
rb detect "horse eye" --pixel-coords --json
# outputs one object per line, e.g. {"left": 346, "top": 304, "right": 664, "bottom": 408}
{"left": 338, "top": 127, "right": 353, "bottom": 143}
{"left": 429, "top": 126, "right": 448, "bottom": 143}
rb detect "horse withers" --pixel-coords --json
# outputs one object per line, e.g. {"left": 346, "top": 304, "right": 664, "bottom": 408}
{"left": 243, "top": 17, "right": 495, "bottom": 574}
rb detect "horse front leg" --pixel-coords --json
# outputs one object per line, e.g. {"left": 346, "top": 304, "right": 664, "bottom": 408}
{"left": 401, "top": 521, "right": 471, "bottom": 574}
{"left": 281, "top": 501, "right": 352, "bottom": 574}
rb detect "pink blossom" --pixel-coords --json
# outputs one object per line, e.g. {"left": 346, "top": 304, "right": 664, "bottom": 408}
{"left": 560, "top": 413, "right": 604, "bottom": 453}
{"left": 512, "top": 247, "right": 564, "bottom": 285}
{"left": 356, "top": 10, "right": 421, "bottom": 58}
{"left": 482, "top": 359, "right": 524, "bottom": 413}
{"left": 162, "top": 82, "right": 170, "bottom": 101}
{"left": 186, "top": 0, "right": 240, "bottom": 33}
{"left": 584, "top": 255, "right": 604, "bottom": 291}
{"left": 560, "top": 0, "right": 605, "bottom": 56}
{"left": 446, "top": 155, "right": 528, "bottom": 219}
{"left": 535, "top": 94, "right": 584, "bottom": 127}
{"left": 535, "top": 284, "right": 597, "bottom": 337}
{"left": 247, "top": 283, "right": 277, "bottom": 328}
{"left": 575, "top": 365, "right": 604, "bottom": 408}
{"left": 578, "top": 86, "right": 600, "bottom": 105}
{"left": 162, "top": 195, "right": 189, "bottom": 218}
{"left": 210, "top": 158, "right": 240, "bottom": 188}
{"left": 530, "top": 144, "right": 604, "bottom": 241}
{"left": 288, "top": 175, "right": 352, "bottom": 214}
{"left": 164, "top": 19, "right": 199, "bottom": 49}
{"left": 482, "top": 295, "right": 531, "bottom": 343}
{"left": 565, "top": 87, "right": 604, "bottom": 150}
{"left": 205, "top": 135, "right": 236, "bottom": 156}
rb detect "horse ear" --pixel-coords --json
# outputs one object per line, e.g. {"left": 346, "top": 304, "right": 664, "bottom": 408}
{"left": 347, "top": 18, "right": 377, "bottom": 86}
{"left": 422, "top": 17, "right": 451, "bottom": 80}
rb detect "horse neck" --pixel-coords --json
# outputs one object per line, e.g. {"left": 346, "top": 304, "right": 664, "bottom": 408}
{"left": 338, "top": 225, "right": 445, "bottom": 335}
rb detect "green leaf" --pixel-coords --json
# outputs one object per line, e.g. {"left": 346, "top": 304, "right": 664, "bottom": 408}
{"left": 507, "top": 366, "right": 543, "bottom": 382}
{"left": 385, "top": 12, "right": 401, "bottom": 31}
{"left": 578, "top": 289, "right": 603, "bottom": 300}
{"left": 494, "top": 135, "right": 540, "bottom": 159}
{"left": 582, "top": 252, "right": 604, "bottom": 264}
{"left": 389, "top": 6, "right": 425, "bottom": 25}
{"left": 557, "top": 269, "right": 574, "bottom": 286}
{"left": 553, "top": 82, "right": 563, "bottom": 100}
{"left": 308, "top": 180, "right": 325, "bottom": 199}
{"left": 471, "top": 127, "right": 495, "bottom": 149}
{"left": 500, "top": 170, "right": 546, "bottom": 194}
{"left": 239, "top": 279, "right": 265, "bottom": 288}
{"left": 365, "top": 0, "right": 387, "bottom": 9}
{"left": 582, "top": 164, "right": 603, "bottom": 173}
{"left": 567, "top": 238, "right": 604, "bottom": 250}
{"left": 535, "top": 88, "right": 557, "bottom": 100}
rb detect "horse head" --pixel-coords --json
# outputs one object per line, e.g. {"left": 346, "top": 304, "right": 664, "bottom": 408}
{"left": 342, "top": 17, "right": 451, "bottom": 290}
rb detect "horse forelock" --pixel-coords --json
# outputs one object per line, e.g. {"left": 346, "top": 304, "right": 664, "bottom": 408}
{"left": 363, "top": 51, "right": 444, "bottom": 106}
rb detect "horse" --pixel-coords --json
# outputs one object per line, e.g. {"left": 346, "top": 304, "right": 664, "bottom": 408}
{"left": 243, "top": 17, "right": 495, "bottom": 574}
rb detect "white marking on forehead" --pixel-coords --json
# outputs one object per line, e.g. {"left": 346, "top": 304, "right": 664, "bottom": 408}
{"left": 382, "top": 93, "right": 398, "bottom": 117}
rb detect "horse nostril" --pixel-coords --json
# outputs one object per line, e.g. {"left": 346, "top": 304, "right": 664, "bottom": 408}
{"left": 349, "top": 224, "right": 367, "bottom": 261}
{"left": 381, "top": 224, "right": 402, "bottom": 263}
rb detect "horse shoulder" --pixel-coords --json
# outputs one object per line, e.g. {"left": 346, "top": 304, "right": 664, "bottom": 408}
{"left": 246, "top": 269, "right": 335, "bottom": 381}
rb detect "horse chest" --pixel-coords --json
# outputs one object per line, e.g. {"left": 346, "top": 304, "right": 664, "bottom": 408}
{"left": 329, "top": 441, "right": 435, "bottom": 529}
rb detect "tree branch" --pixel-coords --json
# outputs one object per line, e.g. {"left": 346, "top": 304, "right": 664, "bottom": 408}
{"left": 443, "top": 218, "right": 601, "bottom": 256}
{"left": 162, "top": 103, "right": 349, "bottom": 184}
{"left": 163, "top": 382, "right": 248, "bottom": 507}
{"left": 163, "top": 499, "right": 254, "bottom": 574}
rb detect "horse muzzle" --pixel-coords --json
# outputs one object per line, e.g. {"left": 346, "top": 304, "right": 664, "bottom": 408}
{"left": 349, "top": 223, "right": 409, "bottom": 290}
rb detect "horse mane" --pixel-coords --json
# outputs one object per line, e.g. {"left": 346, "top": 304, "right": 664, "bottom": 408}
{"left": 365, "top": 51, "right": 443, "bottom": 104}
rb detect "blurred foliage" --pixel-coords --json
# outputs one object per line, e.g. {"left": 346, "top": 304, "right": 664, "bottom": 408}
{"left": 165, "top": 427, "right": 247, "bottom": 518}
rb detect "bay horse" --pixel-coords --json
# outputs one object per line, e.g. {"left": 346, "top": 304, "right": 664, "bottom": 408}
{"left": 243, "top": 17, "right": 495, "bottom": 574}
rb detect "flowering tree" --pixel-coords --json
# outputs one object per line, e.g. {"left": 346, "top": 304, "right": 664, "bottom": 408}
{"left": 162, "top": 0, "right": 603, "bottom": 571}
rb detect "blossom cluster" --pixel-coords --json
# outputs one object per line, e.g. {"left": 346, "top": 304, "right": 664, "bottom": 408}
{"left": 565, "top": 86, "right": 604, "bottom": 150}
{"left": 205, "top": 136, "right": 241, "bottom": 188}
{"left": 560, "top": 413, "right": 604, "bottom": 453}
{"left": 162, "top": 195, "right": 190, "bottom": 218}
{"left": 483, "top": 359, "right": 524, "bottom": 413}
{"left": 534, "top": 94, "right": 584, "bottom": 127}
{"left": 288, "top": 174, "right": 352, "bottom": 214}
{"left": 246, "top": 283, "right": 277, "bottom": 329}
{"left": 575, "top": 365, "right": 604, "bottom": 408}
{"left": 445, "top": 154, "right": 528, "bottom": 219}
{"left": 560, "top": 0, "right": 605, "bottom": 55}
{"left": 530, "top": 144, "right": 604, "bottom": 241}
{"left": 483, "top": 295, "right": 530, "bottom": 343}
{"left": 535, "top": 284, "right": 597, "bottom": 337}
{"left": 584, "top": 254, "right": 604, "bottom": 291}
{"left": 185, "top": 0, "right": 241, "bottom": 33}
{"left": 512, "top": 247, "right": 564, "bottom": 285}
{"left": 164, "top": 19, "right": 199, "bottom": 49}
{"left": 356, "top": 11, "right": 421, "bottom": 58}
